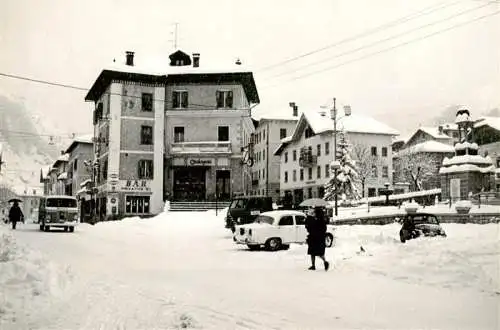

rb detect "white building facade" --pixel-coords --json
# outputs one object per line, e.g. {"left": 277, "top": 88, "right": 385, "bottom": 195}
{"left": 275, "top": 109, "right": 398, "bottom": 205}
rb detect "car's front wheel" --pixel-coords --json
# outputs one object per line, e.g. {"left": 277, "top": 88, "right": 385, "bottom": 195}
{"left": 325, "top": 233, "right": 335, "bottom": 248}
{"left": 265, "top": 237, "right": 282, "bottom": 251}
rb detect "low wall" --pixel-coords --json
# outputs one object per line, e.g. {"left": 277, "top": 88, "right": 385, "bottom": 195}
{"left": 332, "top": 212, "right": 500, "bottom": 226}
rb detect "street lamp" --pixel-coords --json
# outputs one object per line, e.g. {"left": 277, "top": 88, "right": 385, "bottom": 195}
{"left": 330, "top": 98, "right": 352, "bottom": 216}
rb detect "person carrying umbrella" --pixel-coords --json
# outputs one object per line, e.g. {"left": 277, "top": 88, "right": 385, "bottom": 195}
{"left": 9, "top": 200, "right": 24, "bottom": 230}
{"left": 305, "top": 206, "right": 330, "bottom": 271}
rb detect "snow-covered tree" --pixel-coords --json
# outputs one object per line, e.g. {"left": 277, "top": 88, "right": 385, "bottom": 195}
{"left": 324, "top": 132, "right": 362, "bottom": 203}
{"left": 393, "top": 147, "right": 436, "bottom": 191}
{"left": 351, "top": 143, "right": 380, "bottom": 197}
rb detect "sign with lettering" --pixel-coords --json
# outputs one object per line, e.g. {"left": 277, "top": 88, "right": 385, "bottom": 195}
{"left": 119, "top": 180, "right": 152, "bottom": 192}
{"left": 187, "top": 158, "right": 214, "bottom": 166}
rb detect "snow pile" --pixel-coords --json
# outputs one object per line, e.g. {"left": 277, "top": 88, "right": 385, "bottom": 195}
{"left": 0, "top": 225, "right": 72, "bottom": 326}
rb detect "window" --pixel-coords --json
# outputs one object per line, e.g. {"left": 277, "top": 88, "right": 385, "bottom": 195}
{"left": 305, "top": 127, "right": 314, "bottom": 138}
{"left": 382, "top": 166, "right": 389, "bottom": 178}
{"left": 218, "top": 126, "right": 229, "bottom": 141}
{"left": 284, "top": 152, "right": 288, "bottom": 163}
{"left": 216, "top": 90, "right": 233, "bottom": 108}
{"left": 102, "top": 160, "right": 108, "bottom": 180}
{"left": 280, "top": 128, "right": 287, "bottom": 139}
{"left": 317, "top": 165, "right": 321, "bottom": 179}
{"left": 295, "top": 215, "right": 306, "bottom": 225}
{"left": 174, "top": 127, "right": 184, "bottom": 142}
{"left": 371, "top": 165, "right": 378, "bottom": 177}
{"left": 279, "top": 216, "right": 294, "bottom": 226}
{"left": 263, "top": 129, "right": 266, "bottom": 141}
{"left": 317, "top": 144, "right": 321, "bottom": 157}
{"left": 325, "top": 142, "right": 330, "bottom": 155}
{"left": 293, "top": 150, "right": 297, "bottom": 161}
{"left": 141, "top": 125, "right": 153, "bottom": 145}
{"left": 382, "top": 147, "right": 388, "bottom": 157}
{"left": 263, "top": 149, "right": 266, "bottom": 161}
{"left": 172, "top": 91, "right": 188, "bottom": 109}
{"left": 138, "top": 160, "right": 154, "bottom": 179}
{"left": 371, "top": 146, "right": 377, "bottom": 156}
{"left": 318, "top": 186, "right": 325, "bottom": 198}
{"left": 308, "top": 187, "right": 313, "bottom": 199}
{"left": 125, "top": 196, "right": 150, "bottom": 214}
{"left": 300, "top": 169, "right": 304, "bottom": 181}
{"left": 284, "top": 171, "right": 288, "bottom": 183}
{"left": 263, "top": 169, "right": 266, "bottom": 180}
{"left": 368, "top": 188, "right": 376, "bottom": 197}
{"left": 308, "top": 168, "right": 312, "bottom": 180}
{"left": 73, "top": 159, "right": 77, "bottom": 170}
{"left": 141, "top": 93, "right": 153, "bottom": 111}
{"left": 325, "top": 164, "right": 330, "bottom": 178}
{"left": 293, "top": 170, "right": 297, "bottom": 181}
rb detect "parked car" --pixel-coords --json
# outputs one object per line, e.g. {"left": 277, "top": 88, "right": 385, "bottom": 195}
{"left": 233, "top": 210, "right": 337, "bottom": 251}
{"left": 225, "top": 196, "right": 274, "bottom": 232}
{"left": 398, "top": 212, "right": 447, "bottom": 243}
{"left": 38, "top": 195, "right": 79, "bottom": 232}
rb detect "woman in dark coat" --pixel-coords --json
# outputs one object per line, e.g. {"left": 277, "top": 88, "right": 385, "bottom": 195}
{"left": 305, "top": 207, "right": 330, "bottom": 271}
{"left": 9, "top": 201, "right": 24, "bottom": 230}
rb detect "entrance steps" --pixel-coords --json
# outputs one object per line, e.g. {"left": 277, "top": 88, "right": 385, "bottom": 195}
{"left": 169, "top": 201, "right": 231, "bottom": 212}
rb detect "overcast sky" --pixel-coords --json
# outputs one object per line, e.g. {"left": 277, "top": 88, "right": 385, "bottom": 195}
{"left": 1, "top": 0, "right": 499, "bottom": 137}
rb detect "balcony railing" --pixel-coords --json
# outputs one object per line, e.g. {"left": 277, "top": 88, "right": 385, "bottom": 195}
{"left": 170, "top": 141, "right": 232, "bottom": 154}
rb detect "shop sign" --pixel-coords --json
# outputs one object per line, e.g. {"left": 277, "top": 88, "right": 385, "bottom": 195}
{"left": 187, "top": 158, "right": 214, "bottom": 166}
{"left": 120, "top": 180, "right": 152, "bottom": 192}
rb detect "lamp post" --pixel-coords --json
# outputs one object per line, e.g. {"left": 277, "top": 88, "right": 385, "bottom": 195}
{"left": 330, "top": 98, "right": 351, "bottom": 216}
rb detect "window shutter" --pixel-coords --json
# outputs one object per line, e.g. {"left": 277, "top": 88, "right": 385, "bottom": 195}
{"left": 182, "top": 91, "right": 188, "bottom": 108}
{"left": 138, "top": 161, "right": 143, "bottom": 178}
{"left": 172, "top": 92, "right": 179, "bottom": 108}
{"left": 148, "top": 160, "right": 154, "bottom": 179}
{"left": 216, "top": 91, "right": 222, "bottom": 108}
{"left": 226, "top": 91, "right": 233, "bottom": 108}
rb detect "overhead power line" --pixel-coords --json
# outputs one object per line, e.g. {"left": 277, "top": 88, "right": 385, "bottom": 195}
{"left": 257, "top": 0, "right": 465, "bottom": 72}
{"left": 263, "top": 1, "right": 493, "bottom": 80}
{"left": 260, "top": 9, "right": 500, "bottom": 89}
{"left": 0, "top": 72, "right": 251, "bottom": 110}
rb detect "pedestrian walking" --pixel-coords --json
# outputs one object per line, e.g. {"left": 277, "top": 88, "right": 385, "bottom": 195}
{"left": 9, "top": 201, "right": 24, "bottom": 230}
{"left": 305, "top": 207, "right": 330, "bottom": 271}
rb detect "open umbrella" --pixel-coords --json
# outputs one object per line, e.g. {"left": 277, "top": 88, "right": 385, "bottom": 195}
{"left": 8, "top": 198, "right": 23, "bottom": 203}
{"left": 299, "top": 198, "right": 327, "bottom": 208}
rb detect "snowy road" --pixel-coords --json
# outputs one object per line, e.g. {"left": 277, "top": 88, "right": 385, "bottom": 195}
{"left": 3, "top": 211, "right": 499, "bottom": 329}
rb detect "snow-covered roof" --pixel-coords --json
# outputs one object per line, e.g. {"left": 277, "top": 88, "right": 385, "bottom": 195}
{"left": 301, "top": 109, "right": 399, "bottom": 136}
{"left": 57, "top": 153, "right": 69, "bottom": 162}
{"left": 442, "top": 155, "right": 493, "bottom": 166}
{"left": 396, "top": 140, "right": 455, "bottom": 155}
{"left": 57, "top": 172, "right": 68, "bottom": 180}
{"left": 439, "top": 164, "right": 495, "bottom": 174}
{"left": 454, "top": 142, "right": 478, "bottom": 151}
{"left": 474, "top": 116, "right": 500, "bottom": 131}
{"left": 74, "top": 134, "right": 93, "bottom": 144}
{"left": 418, "top": 127, "right": 453, "bottom": 140}
{"left": 455, "top": 113, "right": 473, "bottom": 124}
{"left": 80, "top": 179, "right": 92, "bottom": 187}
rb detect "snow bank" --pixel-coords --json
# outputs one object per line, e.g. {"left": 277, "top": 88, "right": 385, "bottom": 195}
{"left": 0, "top": 225, "right": 72, "bottom": 326}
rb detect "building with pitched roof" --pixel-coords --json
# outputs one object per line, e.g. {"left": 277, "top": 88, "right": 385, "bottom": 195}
{"left": 274, "top": 107, "right": 398, "bottom": 204}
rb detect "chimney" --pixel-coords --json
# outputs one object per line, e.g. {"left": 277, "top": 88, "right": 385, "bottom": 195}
{"left": 60, "top": 150, "right": 65, "bottom": 155}
{"left": 235, "top": 58, "right": 242, "bottom": 65}
{"left": 125, "top": 51, "right": 135, "bottom": 66}
{"left": 289, "top": 102, "right": 298, "bottom": 117}
{"left": 438, "top": 125, "right": 444, "bottom": 134}
{"left": 192, "top": 53, "right": 200, "bottom": 67}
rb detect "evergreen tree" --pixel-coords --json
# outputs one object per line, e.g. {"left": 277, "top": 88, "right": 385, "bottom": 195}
{"left": 324, "top": 132, "right": 361, "bottom": 203}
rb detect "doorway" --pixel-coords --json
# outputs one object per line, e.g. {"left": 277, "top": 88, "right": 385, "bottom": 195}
{"left": 216, "top": 170, "right": 231, "bottom": 200}
{"left": 173, "top": 167, "right": 207, "bottom": 201}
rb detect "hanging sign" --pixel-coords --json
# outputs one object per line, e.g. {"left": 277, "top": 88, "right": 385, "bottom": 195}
{"left": 119, "top": 180, "right": 152, "bottom": 192}
{"left": 187, "top": 158, "right": 214, "bottom": 166}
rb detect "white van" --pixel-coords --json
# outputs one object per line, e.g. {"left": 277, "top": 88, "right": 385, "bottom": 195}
{"left": 38, "top": 195, "right": 79, "bottom": 232}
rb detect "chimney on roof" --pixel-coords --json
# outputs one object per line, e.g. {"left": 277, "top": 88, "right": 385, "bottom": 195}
{"left": 438, "top": 125, "right": 444, "bottom": 134}
{"left": 235, "top": 58, "right": 242, "bottom": 65}
{"left": 192, "top": 53, "right": 200, "bottom": 67}
{"left": 125, "top": 51, "right": 135, "bottom": 66}
{"left": 289, "top": 102, "right": 298, "bottom": 117}
{"left": 60, "top": 150, "right": 65, "bottom": 155}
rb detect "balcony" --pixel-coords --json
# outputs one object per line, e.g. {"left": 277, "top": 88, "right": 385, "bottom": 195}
{"left": 170, "top": 141, "right": 232, "bottom": 155}
{"left": 299, "top": 148, "right": 317, "bottom": 167}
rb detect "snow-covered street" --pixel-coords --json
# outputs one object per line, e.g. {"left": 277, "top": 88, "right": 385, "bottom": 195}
{"left": 1, "top": 210, "right": 499, "bottom": 330}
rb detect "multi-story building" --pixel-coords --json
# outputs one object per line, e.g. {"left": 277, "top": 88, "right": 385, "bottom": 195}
{"left": 64, "top": 135, "right": 93, "bottom": 197}
{"left": 251, "top": 111, "right": 298, "bottom": 200}
{"left": 18, "top": 188, "right": 42, "bottom": 222}
{"left": 404, "top": 124, "right": 458, "bottom": 148}
{"left": 84, "top": 50, "right": 259, "bottom": 220}
{"left": 44, "top": 153, "right": 69, "bottom": 195}
{"left": 275, "top": 108, "right": 398, "bottom": 204}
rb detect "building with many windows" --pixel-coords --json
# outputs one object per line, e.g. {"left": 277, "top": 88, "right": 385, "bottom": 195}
{"left": 275, "top": 108, "right": 398, "bottom": 205}
{"left": 84, "top": 50, "right": 259, "bottom": 220}
{"left": 251, "top": 111, "right": 298, "bottom": 200}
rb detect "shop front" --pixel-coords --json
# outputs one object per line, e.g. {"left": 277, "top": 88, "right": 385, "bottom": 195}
{"left": 169, "top": 156, "right": 234, "bottom": 202}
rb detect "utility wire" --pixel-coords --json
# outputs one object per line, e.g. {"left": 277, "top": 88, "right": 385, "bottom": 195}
{"left": 264, "top": 1, "right": 492, "bottom": 80}
{"left": 260, "top": 9, "right": 500, "bottom": 89}
{"left": 256, "top": 0, "right": 464, "bottom": 72}
{"left": 0, "top": 72, "right": 251, "bottom": 110}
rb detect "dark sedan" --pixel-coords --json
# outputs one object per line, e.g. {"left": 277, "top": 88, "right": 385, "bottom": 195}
{"left": 399, "top": 213, "right": 447, "bottom": 243}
